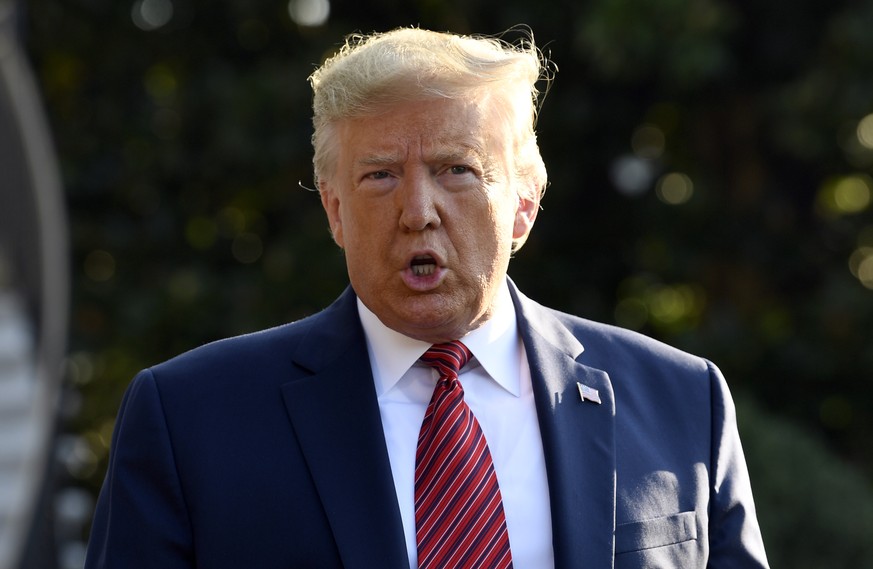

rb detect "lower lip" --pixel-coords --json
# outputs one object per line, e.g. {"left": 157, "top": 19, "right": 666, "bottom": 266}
{"left": 401, "top": 267, "right": 445, "bottom": 291}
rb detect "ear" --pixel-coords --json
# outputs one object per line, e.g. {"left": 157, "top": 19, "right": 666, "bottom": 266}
{"left": 512, "top": 190, "right": 540, "bottom": 243}
{"left": 319, "top": 183, "right": 345, "bottom": 248}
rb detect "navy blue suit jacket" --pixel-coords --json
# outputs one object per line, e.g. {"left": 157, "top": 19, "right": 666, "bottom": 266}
{"left": 85, "top": 282, "right": 769, "bottom": 568}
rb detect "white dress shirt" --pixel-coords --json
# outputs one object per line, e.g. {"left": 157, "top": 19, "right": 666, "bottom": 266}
{"left": 358, "top": 282, "right": 554, "bottom": 569}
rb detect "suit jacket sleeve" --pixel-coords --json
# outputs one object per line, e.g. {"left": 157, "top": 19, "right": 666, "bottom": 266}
{"left": 85, "top": 369, "right": 194, "bottom": 568}
{"left": 707, "top": 361, "right": 769, "bottom": 568}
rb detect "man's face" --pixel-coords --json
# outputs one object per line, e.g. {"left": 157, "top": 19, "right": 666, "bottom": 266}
{"left": 319, "top": 96, "right": 539, "bottom": 343}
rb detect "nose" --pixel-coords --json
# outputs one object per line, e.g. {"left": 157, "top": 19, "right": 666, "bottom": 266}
{"left": 397, "top": 171, "right": 441, "bottom": 231}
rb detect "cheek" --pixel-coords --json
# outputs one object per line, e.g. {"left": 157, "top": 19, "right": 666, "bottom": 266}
{"left": 340, "top": 202, "right": 385, "bottom": 253}
{"left": 489, "top": 196, "right": 521, "bottom": 242}
{"left": 461, "top": 211, "right": 513, "bottom": 264}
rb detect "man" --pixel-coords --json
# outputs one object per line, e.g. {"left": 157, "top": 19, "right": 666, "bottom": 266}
{"left": 85, "top": 27, "right": 770, "bottom": 568}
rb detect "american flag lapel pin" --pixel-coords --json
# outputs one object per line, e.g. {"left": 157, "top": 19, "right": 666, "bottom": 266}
{"left": 577, "top": 382, "right": 602, "bottom": 404}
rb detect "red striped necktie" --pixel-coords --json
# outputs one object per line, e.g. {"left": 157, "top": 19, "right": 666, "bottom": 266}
{"left": 414, "top": 341, "right": 513, "bottom": 569}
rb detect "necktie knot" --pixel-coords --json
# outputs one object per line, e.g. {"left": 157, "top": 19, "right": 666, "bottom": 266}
{"left": 420, "top": 341, "right": 472, "bottom": 382}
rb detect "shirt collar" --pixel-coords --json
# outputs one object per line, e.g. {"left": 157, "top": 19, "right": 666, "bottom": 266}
{"left": 357, "top": 280, "right": 522, "bottom": 398}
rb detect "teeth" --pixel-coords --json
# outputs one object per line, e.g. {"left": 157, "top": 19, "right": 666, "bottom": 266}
{"left": 411, "top": 264, "right": 436, "bottom": 277}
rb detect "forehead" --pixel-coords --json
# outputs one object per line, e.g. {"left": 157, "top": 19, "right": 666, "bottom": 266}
{"left": 336, "top": 97, "right": 509, "bottom": 162}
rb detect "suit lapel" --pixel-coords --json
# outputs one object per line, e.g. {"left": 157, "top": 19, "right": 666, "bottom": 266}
{"left": 280, "top": 288, "right": 408, "bottom": 569}
{"left": 510, "top": 283, "right": 617, "bottom": 569}
{"left": 281, "top": 283, "right": 617, "bottom": 568}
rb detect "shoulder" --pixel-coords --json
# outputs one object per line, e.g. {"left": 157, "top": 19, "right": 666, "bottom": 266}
{"left": 151, "top": 312, "right": 317, "bottom": 378}
{"left": 524, "top": 300, "right": 719, "bottom": 402}
{"left": 120, "top": 305, "right": 353, "bottom": 424}
{"left": 553, "top": 307, "right": 710, "bottom": 372}
{"left": 142, "top": 290, "right": 361, "bottom": 400}
{"left": 510, "top": 280, "right": 711, "bottom": 378}
{"left": 150, "top": 286, "right": 359, "bottom": 378}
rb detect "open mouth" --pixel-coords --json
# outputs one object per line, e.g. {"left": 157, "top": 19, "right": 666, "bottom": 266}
{"left": 410, "top": 255, "right": 438, "bottom": 277}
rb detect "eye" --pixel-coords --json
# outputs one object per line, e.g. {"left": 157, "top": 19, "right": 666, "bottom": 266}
{"left": 449, "top": 165, "right": 470, "bottom": 175}
{"left": 367, "top": 170, "right": 391, "bottom": 180}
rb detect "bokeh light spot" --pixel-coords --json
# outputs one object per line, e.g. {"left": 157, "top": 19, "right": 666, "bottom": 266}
{"left": 850, "top": 247, "right": 873, "bottom": 290}
{"left": 848, "top": 247, "right": 869, "bottom": 277}
{"left": 656, "top": 172, "right": 694, "bottom": 205}
{"left": 57, "top": 435, "right": 99, "bottom": 479}
{"left": 615, "top": 276, "right": 705, "bottom": 333}
{"left": 288, "top": 0, "right": 330, "bottom": 27}
{"left": 610, "top": 154, "right": 655, "bottom": 196}
{"left": 834, "top": 176, "right": 871, "bottom": 213}
{"left": 649, "top": 286, "right": 687, "bottom": 324}
{"left": 818, "top": 174, "right": 873, "bottom": 216}
{"left": 66, "top": 352, "right": 95, "bottom": 386}
{"left": 860, "top": 258, "right": 873, "bottom": 290}
{"left": 857, "top": 114, "right": 873, "bottom": 150}
{"left": 131, "top": 0, "right": 174, "bottom": 31}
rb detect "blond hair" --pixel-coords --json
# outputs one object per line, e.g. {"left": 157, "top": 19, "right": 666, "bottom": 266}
{"left": 309, "top": 27, "right": 552, "bottom": 203}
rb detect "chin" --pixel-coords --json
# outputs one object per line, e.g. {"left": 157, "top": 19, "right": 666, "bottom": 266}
{"left": 387, "top": 304, "right": 462, "bottom": 340}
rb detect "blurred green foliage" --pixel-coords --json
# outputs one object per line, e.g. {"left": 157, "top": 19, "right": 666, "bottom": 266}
{"left": 24, "top": 0, "right": 873, "bottom": 564}
{"left": 738, "top": 399, "right": 873, "bottom": 567}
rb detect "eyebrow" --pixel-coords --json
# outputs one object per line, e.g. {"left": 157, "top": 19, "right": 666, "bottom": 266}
{"left": 356, "top": 155, "right": 402, "bottom": 168}
{"left": 355, "top": 144, "right": 488, "bottom": 166}
{"left": 429, "top": 144, "right": 487, "bottom": 165}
